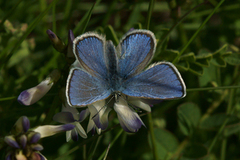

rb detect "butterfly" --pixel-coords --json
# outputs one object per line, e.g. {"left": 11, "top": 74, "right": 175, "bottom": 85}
{"left": 66, "top": 29, "right": 186, "bottom": 132}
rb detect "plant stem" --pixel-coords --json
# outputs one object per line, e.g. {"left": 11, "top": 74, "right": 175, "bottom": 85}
{"left": 146, "top": 0, "right": 155, "bottom": 30}
{"left": 147, "top": 113, "right": 158, "bottom": 160}
{"left": 208, "top": 106, "right": 235, "bottom": 152}
{"left": 220, "top": 137, "right": 227, "bottom": 160}
{"left": 88, "top": 136, "right": 102, "bottom": 160}
{"left": 187, "top": 85, "right": 240, "bottom": 92}
{"left": 97, "top": 129, "right": 123, "bottom": 160}
{"left": 83, "top": 144, "right": 87, "bottom": 160}
{"left": 172, "top": 0, "right": 225, "bottom": 64}
{"left": 146, "top": 1, "right": 158, "bottom": 159}
{"left": 200, "top": 89, "right": 228, "bottom": 122}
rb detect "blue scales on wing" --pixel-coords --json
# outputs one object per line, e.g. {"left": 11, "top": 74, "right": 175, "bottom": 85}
{"left": 122, "top": 62, "right": 186, "bottom": 100}
{"left": 66, "top": 68, "right": 111, "bottom": 107}
{"left": 73, "top": 33, "right": 108, "bottom": 79}
{"left": 117, "top": 30, "right": 156, "bottom": 79}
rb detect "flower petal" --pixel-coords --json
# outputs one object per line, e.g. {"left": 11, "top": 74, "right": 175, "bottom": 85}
{"left": 87, "top": 118, "right": 95, "bottom": 133}
{"left": 4, "top": 136, "right": 20, "bottom": 148}
{"left": 79, "top": 109, "right": 90, "bottom": 122}
{"left": 30, "top": 152, "right": 42, "bottom": 160}
{"left": 18, "top": 78, "right": 53, "bottom": 106}
{"left": 38, "top": 152, "right": 47, "bottom": 160}
{"left": 67, "top": 29, "right": 75, "bottom": 59}
{"left": 71, "top": 128, "right": 78, "bottom": 142}
{"left": 12, "top": 116, "right": 30, "bottom": 134}
{"left": 114, "top": 98, "right": 145, "bottom": 132}
{"left": 88, "top": 100, "right": 111, "bottom": 130}
{"left": 61, "top": 104, "right": 80, "bottom": 121}
{"left": 74, "top": 122, "right": 87, "bottom": 139}
{"left": 53, "top": 112, "right": 76, "bottom": 123}
{"left": 86, "top": 117, "right": 102, "bottom": 135}
{"left": 20, "top": 135, "right": 27, "bottom": 149}
{"left": 30, "top": 132, "right": 41, "bottom": 143}
{"left": 15, "top": 150, "right": 27, "bottom": 160}
{"left": 31, "top": 144, "right": 44, "bottom": 151}
{"left": 66, "top": 130, "right": 71, "bottom": 142}
{"left": 5, "top": 153, "right": 12, "bottom": 160}
{"left": 33, "top": 124, "right": 75, "bottom": 138}
{"left": 128, "top": 99, "right": 151, "bottom": 112}
{"left": 46, "top": 29, "right": 66, "bottom": 53}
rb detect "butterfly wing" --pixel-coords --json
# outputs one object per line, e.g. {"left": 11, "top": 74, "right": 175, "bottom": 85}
{"left": 73, "top": 32, "right": 108, "bottom": 79}
{"left": 122, "top": 62, "right": 186, "bottom": 99}
{"left": 66, "top": 68, "right": 111, "bottom": 107}
{"left": 117, "top": 29, "right": 156, "bottom": 79}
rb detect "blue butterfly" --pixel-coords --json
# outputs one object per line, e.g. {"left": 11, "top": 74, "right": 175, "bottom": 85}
{"left": 66, "top": 29, "right": 186, "bottom": 132}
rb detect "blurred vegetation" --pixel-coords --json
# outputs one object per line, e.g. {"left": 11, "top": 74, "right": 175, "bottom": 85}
{"left": 1, "top": 0, "right": 240, "bottom": 159}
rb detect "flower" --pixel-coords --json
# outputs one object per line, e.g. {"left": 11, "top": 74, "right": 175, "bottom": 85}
{"left": 4, "top": 116, "right": 75, "bottom": 160}
{"left": 4, "top": 116, "right": 45, "bottom": 160}
{"left": 47, "top": 29, "right": 75, "bottom": 64}
{"left": 18, "top": 69, "right": 61, "bottom": 106}
{"left": 53, "top": 102, "right": 87, "bottom": 142}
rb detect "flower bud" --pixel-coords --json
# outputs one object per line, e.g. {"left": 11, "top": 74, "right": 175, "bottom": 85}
{"left": 4, "top": 136, "right": 20, "bottom": 148}
{"left": 18, "top": 69, "right": 61, "bottom": 106}
{"left": 33, "top": 124, "right": 75, "bottom": 138}
{"left": 46, "top": 29, "right": 66, "bottom": 53}
{"left": 11, "top": 116, "right": 30, "bottom": 134}
{"left": 67, "top": 30, "right": 75, "bottom": 58}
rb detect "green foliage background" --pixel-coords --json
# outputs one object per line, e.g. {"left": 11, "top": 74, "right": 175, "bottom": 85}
{"left": 1, "top": 0, "right": 240, "bottom": 159}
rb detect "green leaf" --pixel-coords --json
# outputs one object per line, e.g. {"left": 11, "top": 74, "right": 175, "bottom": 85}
{"left": 148, "top": 128, "right": 179, "bottom": 159}
{"left": 195, "top": 50, "right": 212, "bottom": 67}
{"left": 188, "top": 63, "right": 204, "bottom": 76}
{"left": 176, "top": 61, "right": 189, "bottom": 71}
{"left": 104, "top": 25, "right": 119, "bottom": 45}
{"left": 224, "top": 123, "right": 240, "bottom": 137}
{"left": 200, "top": 113, "right": 240, "bottom": 130}
{"left": 177, "top": 103, "right": 201, "bottom": 136}
{"left": 181, "top": 143, "right": 208, "bottom": 159}
{"left": 195, "top": 58, "right": 210, "bottom": 67}
{"left": 212, "top": 44, "right": 228, "bottom": 56}
{"left": 198, "top": 63, "right": 218, "bottom": 87}
{"left": 224, "top": 52, "right": 240, "bottom": 65}
{"left": 211, "top": 55, "right": 226, "bottom": 67}
{"left": 180, "top": 52, "right": 196, "bottom": 62}
{"left": 210, "top": 44, "right": 232, "bottom": 67}
{"left": 196, "top": 52, "right": 212, "bottom": 59}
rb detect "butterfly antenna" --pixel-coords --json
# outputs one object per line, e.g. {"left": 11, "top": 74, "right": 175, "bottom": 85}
{"left": 91, "top": 96, "right": 114, "bottom": 120}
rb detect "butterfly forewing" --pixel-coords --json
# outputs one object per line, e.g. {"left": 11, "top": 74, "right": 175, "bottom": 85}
{"left": 122, "top": 62, "right": 186, "bottom": 99}
{"left": 66, "top": 68, "right": 111, "bottom": 106}
{"left": 117, "top": 30, "right": 156, "bottom": 79}
{"left": 73, "top": 33, "right": 108, "bottom": 79}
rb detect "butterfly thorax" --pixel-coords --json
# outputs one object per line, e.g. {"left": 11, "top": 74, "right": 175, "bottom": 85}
{"left": 107, "top": 73, "right": 125, "bottom": 93}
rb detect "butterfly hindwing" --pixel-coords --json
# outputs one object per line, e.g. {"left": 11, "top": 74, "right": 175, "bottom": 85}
{"left": 122, "top": 62, "right": 186, "bottom": 99}
{"left": 66, "top": 68, "right": 111, "bottom": 107}
{"left": 117, "top": 30, "right": 156, "bottom": 79}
